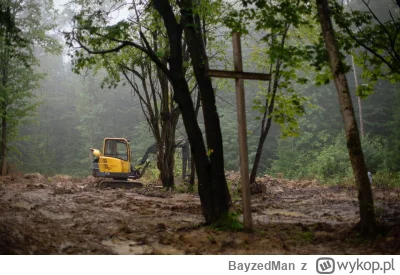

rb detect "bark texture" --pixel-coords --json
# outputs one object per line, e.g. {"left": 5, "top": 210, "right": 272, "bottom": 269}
{"left": 316, "top": 0, "right": 376, "bottom": 237}
{"left": 1, "top": 108, "right": 6, "bottom": 176}
{"left": 180, "top": 0, "right": 231, "bottom": 221}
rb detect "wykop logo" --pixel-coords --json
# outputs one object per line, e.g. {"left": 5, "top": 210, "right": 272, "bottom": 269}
{"left": 316, "top": 257, "right": 335, "bottom": 274}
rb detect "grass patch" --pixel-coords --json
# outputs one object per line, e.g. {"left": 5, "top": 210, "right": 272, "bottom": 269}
{"left": 210, "top": 211, "right": 244, "bottom": 232}
{"left": 227, "top": 179, "right": 241, "bottom": 202}
{"left": 292, "top": 230, "right": 314, "bottom": 245}
{"left": 373, "top": 171, "right": 400, "bottom": 188}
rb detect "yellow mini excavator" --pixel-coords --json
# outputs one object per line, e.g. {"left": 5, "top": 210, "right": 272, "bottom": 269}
{"left": 90, "top": 138, "right": 150, "bottom": 188}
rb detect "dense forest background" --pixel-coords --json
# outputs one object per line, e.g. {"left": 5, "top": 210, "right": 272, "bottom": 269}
{"left": 6, "top": 0, "right": 400, "bottom": 186}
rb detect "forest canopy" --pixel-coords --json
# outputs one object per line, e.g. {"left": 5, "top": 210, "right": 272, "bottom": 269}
{"left": 0, "top": 0, "right": 395, "bottom": 184}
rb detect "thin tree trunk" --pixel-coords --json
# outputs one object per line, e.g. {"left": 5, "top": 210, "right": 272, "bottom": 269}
{"left": 316, "top": 0, "right": 376, "bottom": 237}
{"left": 249, "top": 77, "right": 275, "bottom": 184}
{"left": 190, "top": 89, "right": 201, "bottom": 187}
{"left": 189, "top": 150, "right": 195, "bottom": 185}
{"left": 1, "top": 108, "right": 7, "bottom": 176}
{"left": 249, "top": 121, "right": 271, "bottom": 184}
{"left": 351, "top": 54, "right": 364, "bottom": 137}
{"left": 0, "top": 16, "right": 9, "bottom": 176}
{"left": 248, "top": 21, "right": 289, "bottom": 185}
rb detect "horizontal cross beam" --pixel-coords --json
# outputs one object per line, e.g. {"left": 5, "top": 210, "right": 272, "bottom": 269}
{"left": 207, "top": 69, "right": 271, "bottom": 81}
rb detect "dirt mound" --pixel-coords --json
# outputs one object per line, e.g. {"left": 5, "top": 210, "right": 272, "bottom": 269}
{"left": 51, "top": 175, "right": 96, "bottom": 194}
{"left": 226, "top": 172, "right": 319, "bottom": 195}
{"left": 23, "top": 173, "right": 45, "bottom": 180}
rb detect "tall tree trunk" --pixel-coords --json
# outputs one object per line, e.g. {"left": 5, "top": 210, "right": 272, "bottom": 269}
{"left": 1, "top": 108, "right": 7, "bottom": 176}
{"left": 180, "top": 0, "right": 231, "bottom": 218}
{"left": 316, "top": 0, "right": 376, "bottom": 237}
{"left": 0, "top": 17, "right": 9, "bottom": 176}
{"left": 145, "top": 0, "right": 232, "bottom": 223}
{"left": 351, "top": 54, "right": 364, "bottom": 137}
{"left": 153, "top": 0, "right": 230, "bottom": 224}
{"left": 173, "top": 79, "right": 219, "bottom": 222}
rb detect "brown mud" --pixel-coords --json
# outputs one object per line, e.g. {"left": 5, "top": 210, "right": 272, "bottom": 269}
{"left": 0, "top": 173, "right": 399, "bottom": 255}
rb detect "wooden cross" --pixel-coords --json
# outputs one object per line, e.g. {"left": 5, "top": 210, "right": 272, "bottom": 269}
{"left": 208, "top": 32, "right": 271, "bottom": 232}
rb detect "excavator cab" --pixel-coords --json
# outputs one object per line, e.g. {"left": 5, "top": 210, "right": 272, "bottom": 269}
{"left": 91, "top": 138, "right": 149, "bottom": 186}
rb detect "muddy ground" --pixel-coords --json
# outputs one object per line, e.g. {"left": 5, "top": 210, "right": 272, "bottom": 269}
{"left": 0, "top": 173, "right": 399, "bottom": 255}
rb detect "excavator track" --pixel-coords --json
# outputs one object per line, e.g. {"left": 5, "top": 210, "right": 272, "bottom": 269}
{"left": 97, "top": 179, "right": 144, "bottom": 189}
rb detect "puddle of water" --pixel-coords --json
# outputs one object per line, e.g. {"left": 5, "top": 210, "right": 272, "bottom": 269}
{"left": 101, "top": 239, "right": 153, "bottom": 255}
{"left": 152, "top": 243, "right": 184, "bottom": 255}
{"left": 11, "top": 202, "right": 36, "bottom": 210}
{"left": 101, "top": 239, "right": 184, "bottom": 255}
{"left": 265, "top": 209, "right": 306, "bottom": 217}
{"left": 38, "top": 209, "right": 72, "bottom": 220}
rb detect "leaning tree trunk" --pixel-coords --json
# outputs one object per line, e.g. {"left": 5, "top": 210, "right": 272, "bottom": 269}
{"left": 316, "top": 0, "right": 376, "bottom": 237}
{"left": 180, "top": 0, "right": 231, "bottom": 218}
{"left": 172, "top": 79, "right": 220, "bottom": 222}
{"left": 248, "top": 24, "right": 288, "bottom": 185}
{"left": 351, "top": 54, "right": 364, "bottom": 137}
{"left": 249, "top": 62, "right": 278, "bottom": 185}
{"left": 1, "top": 108, "right": 7, "bottom": 176}
{"left": 249, "top": 119, "right": 272, "bottom": 184}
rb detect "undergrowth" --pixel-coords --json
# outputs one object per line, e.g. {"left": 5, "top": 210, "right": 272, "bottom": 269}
{"left": 210, "top": 211, "right": 244, "bottom": 232}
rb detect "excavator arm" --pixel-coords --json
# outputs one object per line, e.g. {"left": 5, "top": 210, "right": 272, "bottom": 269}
{"left": 128, "top": 143, "right": 158, "bottom": 179}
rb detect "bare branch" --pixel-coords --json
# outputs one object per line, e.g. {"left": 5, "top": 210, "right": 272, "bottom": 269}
{"left": 121, "top": 69, "right": 151, "bottom": 111}
{"left": 360, "top": 0, "right": 399, "bottom": 63}
{"left": 346, "top": 27, "right": 395, "bottom": 70}
{"left": 119, "top": 62, "right": 145, "bottom": 82}
{"left": 139, "top": 31, "right": 172, "bottom": 79}
{"left": 74, "top": 36, "right": 133, "bottom": 55}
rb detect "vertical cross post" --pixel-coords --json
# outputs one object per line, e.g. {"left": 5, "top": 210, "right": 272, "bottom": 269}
{"left": 208, "top": 32, "right": 270, "bottom": 233}
{"left": 232, "top": 32, "right": 252, "bottom": 232}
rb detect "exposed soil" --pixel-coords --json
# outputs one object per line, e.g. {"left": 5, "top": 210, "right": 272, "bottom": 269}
{"left": 0, "top": 173, "right": 399, "bottom": 255}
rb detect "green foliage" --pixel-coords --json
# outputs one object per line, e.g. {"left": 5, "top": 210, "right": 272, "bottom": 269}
{"left": 308, "top": 136, "right": 353, "bottom": 183}
{"left": 329, "top": 0, "right": 400, "bottom": 82}
{"left": 211, "top": 211, "right": 244, "bottom": 232}
{"left": 373, "top": 171, "right": 400, "bottom": 188}
{"left": 0, "top": 0, "right": 61, "bottom": 172}
{"left": 140, "top": 161, "right": 159, "bottom": 183}
{"left": 356, "top": 83, "right": 374, "bottom": 99}
{"left": 293, "top": 230, "right": 314, "bottom": 245}
{"left": 269, "top": 131, "right": 393, "bottom": 183}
